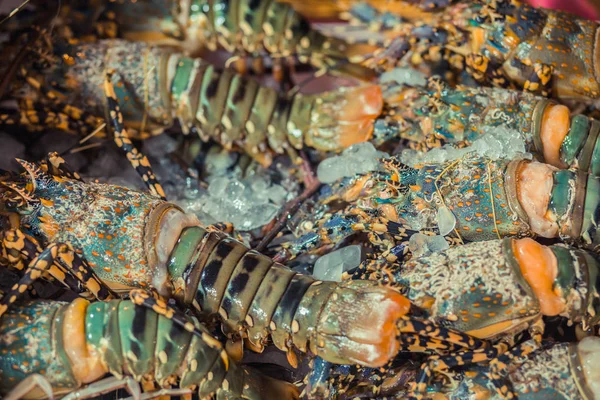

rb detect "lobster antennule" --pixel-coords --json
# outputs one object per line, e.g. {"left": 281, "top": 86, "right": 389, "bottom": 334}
{"left": 313, "top": 280, "right": 410, "bottom": 367}
{"left": 305, "top": 84, "right": 383, "bottom": 151}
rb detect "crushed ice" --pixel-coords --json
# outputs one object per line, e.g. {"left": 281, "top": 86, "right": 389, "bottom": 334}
{"left": 408, "top": 233, "right": 449, "bottom": 258}
{"left": 179, "top": 175, "right": 290, "bottom": 231}
{"left": 313, "top": 245, "right": 363, "bottom": 282}
{"left": 401, "top": 126, "right": 532, "bottom": 167}
{"left": 380, "top": 67, "right": 427, "bottom": 87}
{"left": 317, "top": 142, "right": 388, "bottom": 183}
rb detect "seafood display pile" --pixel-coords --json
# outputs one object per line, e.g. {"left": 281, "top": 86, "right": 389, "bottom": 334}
{"left": 1, "top": 0, "right": 600, "bottom": 399}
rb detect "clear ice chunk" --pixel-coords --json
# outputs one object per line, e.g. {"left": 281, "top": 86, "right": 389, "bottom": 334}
{"left": 317, "top": 142, "right": 388, "bottom": 183}
{"left": 436, "top": 206, "right": 456, "bottom": 236}
{"left": 208, "top": 178, "right": 228, "bottom": 197}
{"left": 409, "top": 233, "right": 449, "bottom": 258}
{"left": 401, "top": 126, "right": 531, "bottom": 167}
{"left": 180, "top": 174, "right": 290, "bottom": 231}
{"left": 312, "top": 245, "right": 363, "bottom": 282}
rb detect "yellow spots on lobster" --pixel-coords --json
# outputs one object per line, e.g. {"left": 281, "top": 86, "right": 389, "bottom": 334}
{"left": 40, "top": 198, "right": 54, "bottom": 207}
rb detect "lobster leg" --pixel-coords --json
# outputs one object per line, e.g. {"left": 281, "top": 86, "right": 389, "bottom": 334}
{"left": 1, "top": 229, "right": 94, "bottom": 296}
{"left": 3, "top": 374, "right": 54, "bottom": 400}
{"left": 0, "top": 101, "right": 101, "bottom": 135}
{"left": 1, "top": 228, "right": 39, "bottom": 271}
{"left": 44, "top": 152, "right": 84, "bottom": 181}
{"left": 279, "top": 211, "right": 416, "bottom": 262}
{"left": 0, "top": 244, "right": 59, "bottom": 318}
{"left": 0, "top": 242, "right": 116, "bottom": 318}
{"left": 398, "top": 317, "right": 490, "bottom": 350}
{"left": 59, "top": 376, "right": 142, "bottom": 400}
{"left": 465, "top": 53, "right": 491, "bottom": 85}
{"left": 49, "top": 243, "right": 117, "bottom": 301}
{"left": 524, "top": 63, "right": 554, "bottom": 97}
{"left": 0, "top": 68, "right": 104, "bottom": 135}
{"left": 129, "top": 289, "right": 221, "bottom": 345}
{"left": 104, "top": 72, "right": 167, "bottom": 201}
{"left": 407, "top": 344, "right": 511, "bottom": 400}
{"left": 486, "top": 330, "right": 543, "bottom": 399}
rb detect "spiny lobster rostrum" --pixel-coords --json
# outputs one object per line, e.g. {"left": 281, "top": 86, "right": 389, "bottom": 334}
{"left": 0, "top": 294, "right": 299, "bottom": 399}
{"left": 1, "top": 38, "right": 383, "bottom": 167}
{"left": 365, "top": 0, "right": 600, "bottom": 101}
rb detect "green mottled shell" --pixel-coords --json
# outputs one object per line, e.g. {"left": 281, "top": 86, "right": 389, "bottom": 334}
{"left": 448, "top": 343, "right": 587, "bottom": 400}
{"left": 0, "top": 302, "right": 76, "bottom": 397}
{"left": 167, "top": 225, "right": 343, "bottom": 356}
{"left": 547, "top": 169, "right": 600, "bottom": 250}
{"left": 395, "top": 239, "right": 539, "bottom": 338}
{"left": 0, "top": 298, "right": 270, "bottom": 398}
{"left": 398, "top": 85, "right": 541, "bottom": 148}
{"left": 58, "top": 41, "right": 173, "bottom": 132}
{"left": 23, "top": 176, "right": 165, "bottom": 290}
{"left": 395, "top": 157, "right": 531, "bottom": 240}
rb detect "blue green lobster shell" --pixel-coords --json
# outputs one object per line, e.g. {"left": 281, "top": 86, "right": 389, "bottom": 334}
{"left": 9, "top": 39, "right": 382, "bottom": 167}
{"left": 0, "top": 298, "right": 297, "bottom": 399}
{"left": 385, "top": 79, "right": 600, "bottom": 176}
{"left": 284, "top": 154, "right": 600, "bottom": 262}
{"left": 65, "top": 0, "right": 376, "bottom": 79}
{"left": 310, "top": 339, "right": 599, "bottom": 400}
{"left": 390, "top": 238, "right": 600, "bottom": 339}
{"left": 0, "top": 158, "right": 409, "bottom": 368}
{"left": 367, "top": 0, "right": 600, "bottom": 101}
{"left": 448, "top": 340, "right": 598, "bottom": 400}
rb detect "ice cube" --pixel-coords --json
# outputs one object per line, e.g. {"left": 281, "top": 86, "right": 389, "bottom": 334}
{"left": 436, "top": 206, "right": 456, "bottom": 236}
{"left": 312, "top": 245, "right": 362, "bottom": 282}
{"left": 409, "top": 233, "right": 449, "bottom": 258}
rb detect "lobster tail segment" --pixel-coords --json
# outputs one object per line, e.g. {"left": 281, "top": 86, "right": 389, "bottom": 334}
{"left": 312, "top": 280, "right": 410, "bottom": 367}
{"left": 305, "top": 84, "right": 383, "bottom": 151}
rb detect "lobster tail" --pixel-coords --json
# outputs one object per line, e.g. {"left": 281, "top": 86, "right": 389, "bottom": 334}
{"left": 304, "top": 84, "right": 384, "bottom": 151}
{"left": 308, "top": 280, "right": 410, "bottom": 367}
{"left": 165, "top": 224, "right": 410, "bottom": 367}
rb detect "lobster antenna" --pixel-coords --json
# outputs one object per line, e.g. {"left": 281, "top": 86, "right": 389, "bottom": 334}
{"left": 0, "top": 0, "right": 32, "bottom": 25}
{"left": 48, "top": 0, "right": 62, "bottom": 35}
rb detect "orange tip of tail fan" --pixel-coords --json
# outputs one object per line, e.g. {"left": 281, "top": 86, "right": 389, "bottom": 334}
{"left": 314, "top": 280, "right": 409, "bottom": 367}
{"left": 306, "top": 84, "right": 383, "bottom": 151}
